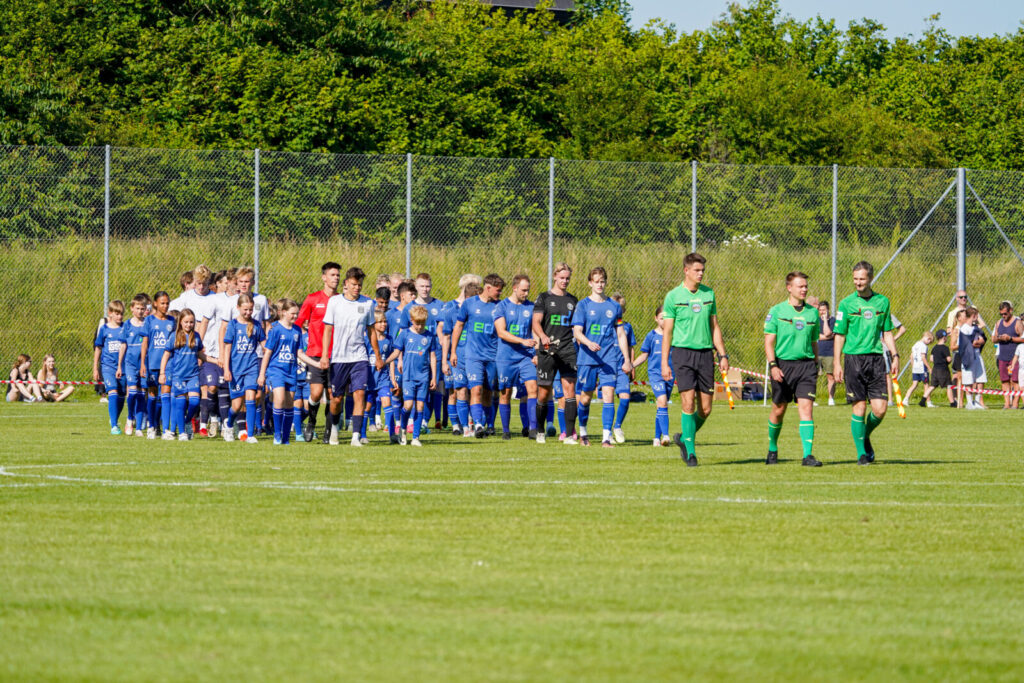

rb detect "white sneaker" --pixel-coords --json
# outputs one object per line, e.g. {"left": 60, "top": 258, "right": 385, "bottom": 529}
{"left": 125, "top": 420, "right": 134, "bottom": 436}
{"left": 400, "top": 432, "right": 407, "bottom": 445}
{"left": 828, "top": 398, "right": 836, "bottom": 406}
{"left": 411, "top": 438, "right": 422, "bottom": 447}
{"left": 247, "top": 436, "right": 259, "bottom": 444}
{"left": 563, "top": 435, "right": 578, "bottom": 446}
{"left": 813, "top": 401, "right": 820, "bottom": 407}
{"left": 135, "top": 428, "right": 145, "bottom": 438}
{"left": 178, "top": 432, "right": 190, "bottom": 441}
{"left": 660, "top": 434, "right": 671, "bottom": 446}
{"left": 329, "top": 425, "right": 339, "bottom": 446}
{"left": 463, "top": 427, "right": 473, "bottom": 438}
{"left": 368, "top": 424, "right": 378, "bottom": 432}
{"left": 209, "top": 418, "right": 219, "bottom": 438}
{"left": 613, "top": 427, "right": 625, "bottom": 444}
{"left": 652, "top": 438, "right": 661, "bottom": 447}
{"left": 374, "top": 414, "right": 382, "bottom": 428}
{"left": 161, "top": 432, "right": 175, "bottom": 441}
{"left": 926, "top": 401, "right": 936, "bottom": 408}
{"left": 223, "top": 429, "right": 234, "bottom": 442}
{"left": 350, "top": 434, "right": 362, "bottom": 447}
{"left": 536, "top": 433, "right": 546, "bottom": 444}
{"left": 602, "top": 429, "right": 612, "bottom": 444}
{"left": 360, "top": 436, "right": 369, "bottom": 445}
{"left": 99, "top": 397, "right": 108, "bottom": 404}
{"left": 147, "top": 427, "right": 157, "bottom": 439}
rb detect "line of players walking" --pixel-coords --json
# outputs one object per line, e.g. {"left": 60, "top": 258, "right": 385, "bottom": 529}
{"left": 93, "top": 255, "right": 901, "bottom": 464}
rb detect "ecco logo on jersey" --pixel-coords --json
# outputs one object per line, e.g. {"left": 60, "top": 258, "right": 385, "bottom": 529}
{"left": 473, "top": 322, "right": 494, "bottom": 334}
{"left": 589, "top": 323, "right": 607, "bottom": 336}
{"left": 549, "top": 314, "right": 570, "bottom": 326}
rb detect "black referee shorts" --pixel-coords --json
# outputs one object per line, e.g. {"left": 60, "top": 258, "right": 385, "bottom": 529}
{"left": 671, "top": 347, "right": 714, "bottom": 395}
{"left": 537, "top": 340, "right": 577, "bottom": 386}
{"left": 307, "top": 356, "right": 330, "bottom": 387}
{"left": 771, "top": 358, "right": 818, "bottom": 405}
{"left": 844, "top": 353, "right": 888, "bottom": 403}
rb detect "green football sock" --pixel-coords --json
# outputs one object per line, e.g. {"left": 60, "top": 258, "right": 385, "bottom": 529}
{"left": 680, "top": 411, "right": 697, "bottom": 456}
{"left": 799, "top": 420, "right": 814, "bottom": 458}
{"left": 865, "top": 410, "right": 883, "bottom": 437}
{"left": 850, "top": 414, "right": 866, "bottom": 457}
{"left": 767, "top": 420, "right": 782, "bottom": 451}
{"left": 694, "top": 412, "right": 707, "bottom": 433}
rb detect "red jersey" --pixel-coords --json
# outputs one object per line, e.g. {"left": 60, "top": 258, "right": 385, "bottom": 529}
{"left": 297, "top": 291, "right": 335, "bottom": 357}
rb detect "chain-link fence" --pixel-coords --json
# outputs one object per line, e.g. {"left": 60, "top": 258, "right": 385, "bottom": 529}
{"left": 3, "top": 145, "right": 1023, "bottom": 393}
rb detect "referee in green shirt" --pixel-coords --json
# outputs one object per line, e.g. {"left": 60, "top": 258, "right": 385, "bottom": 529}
{"left": 833, "top": 261, "right": 899, "bottom": 465}
{"left": 764, "top": 271, "right": 822, "bottom": 467}
{"left": 660, "top": 253, "right": 728, "bottom": 467}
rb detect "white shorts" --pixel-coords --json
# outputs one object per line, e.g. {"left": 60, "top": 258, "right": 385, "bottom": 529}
{"left": 961, "top": 358, "right": 987, "bottom": 385}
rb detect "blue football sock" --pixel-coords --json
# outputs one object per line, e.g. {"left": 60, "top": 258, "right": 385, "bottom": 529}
{"left": 172, "top": 395, "right": 186, "bottom": 434}
{"left": 187, "top": 395, "right": 200, "bottom": 421}
{"left": 293, "top": 409, "right": 303, "bottom": 436}
{"left": 499, "top": 403, "right": 512, "bottom": 434}
{"left": 107, "top": 391, "right": 120, "bottom": 428}
{"left": 547, "top": 400, "right": 555, "bottom": 426}
{"left": 245, "top": 400, "right": 257, "bottom": 437}
{"left": 470, "top": 402, "right": 486, "bottom": 428}
{"left": 518, "top": 401, "right": 529, "bottom": 431}
{"left": 411, "top": 409, "right": 420, "bottom": 439}
{"left": 487, "top": 403, "right": 496, "bottom": 428}
{"left": 578, "top": 402, "right": 590, "bottom": 428}
{"left": 602, "top": 401, "right": 614, "bottom": 431}
{"left": 147, "top": 395, "right": 159, "bottom": 429}
{"left": 272, "top": 407, "right": 283, "bottom": 441}
{"left": 557, "top": 407, "right": 565, "bottom": 434}
{"left": 282, "top": 409, "right": 293, "bottom": 444}
{"left": 656, "top": 407, "right": 669, "bottom": 440}
{"left": 383, "top": 405, "right": 393, "bottom": 435}
{"left": 457, "top": 399, "right": 470, "bottom": 428}
{"left": 614, "top": 397, "right": 629, "bottom": 429}
{"left": 526, "top": 398, "right": 537, "bottom": 431}
{"left": 160, "top": 393, "right": 172, "bottom": 432}
{"left": 226, "top": 409, "right": 236, "bottom": 429}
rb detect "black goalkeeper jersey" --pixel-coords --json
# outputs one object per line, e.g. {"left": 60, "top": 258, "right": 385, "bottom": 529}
{"left": 534, "top": 291, "right": 578, "bottom": 346}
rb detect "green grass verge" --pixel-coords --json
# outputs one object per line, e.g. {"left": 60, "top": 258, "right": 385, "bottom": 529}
{"left": 2, "top": 399, "right": 1023, "bottom": 680}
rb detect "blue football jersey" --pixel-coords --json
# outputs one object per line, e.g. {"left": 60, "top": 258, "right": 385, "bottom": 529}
{"left": 396, "top": 329, "right": 436, "bottom": 383}
{"left": 223, "top": 319, "right": 266, "bottom": 377}
{"left": 400, "top": 297, "right": 445, "bottom": 336}
{"left": 265, "top": 322, "right": 302, "bottom": 376}
{"left": 457, "top": 295, "right": 498, "bottom": 361}
{"left": 440, "top": 299, "right": 469, "bottom": 354}
{"left": 166, "top": 335, "right": 203, "bottom": 381}
{"left": 297, "top": 331, "right": 309, "bottom": 381}
{"left": 572, "top": 297, "right": 623, "bottom": 367}
{"left": 94, "top": 324, "right": 124, "bottom": 372}
{"left": 493, "top": 297, "right": 536, "bottom": 363}
{"left": 122, "top": 320, "right": 147, "bottom": 372}
{"left": 141, "top": 315, "right": 176, "bottom": 370}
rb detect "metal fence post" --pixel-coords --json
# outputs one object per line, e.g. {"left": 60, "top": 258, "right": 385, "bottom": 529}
{"left": 103, "top": 144, "right": 110, "bottom": 311}
{"left": 406, "top": 153, "right": 412, "bottom": 278}
{"left": 690, "top": 160, "right": 697, "bottom": 252}
{"left": 957, "top": 167, "right": 966, "bottom": 290}
{"left": 548, "top": 157, "right": 555, "bottom": 289}
{"left": 254, "top": 149, "right": 261, "bottom": 291}
{"left": 831, "top": 163, "right": 838, "bottom": 308}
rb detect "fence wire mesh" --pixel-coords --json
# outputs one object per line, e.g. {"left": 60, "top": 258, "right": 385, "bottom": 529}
{"left": 3, "top": 145, "right": 1023, "bottom": 395}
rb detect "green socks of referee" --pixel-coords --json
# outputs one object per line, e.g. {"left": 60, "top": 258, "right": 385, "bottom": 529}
{"left": 851, "top": 412, "right": 884, "bottom": 457}
{"left": 680, "top": 411, "right": 697, "bottom": 456}
{"left": 767, "top": 420, "right": 815, "bottom": 458}
{"left": 865, "top": 410, "right": 883, "bottom": 437}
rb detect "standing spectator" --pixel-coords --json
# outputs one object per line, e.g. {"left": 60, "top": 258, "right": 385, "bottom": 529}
{"left": 817, "top": 301, "right": 837, "bottom": 405}
{"left": 957, "top": 307, "right": 988, "bottom": 410}
{"left": 925, "top": 330, "right": 953, "bottom": 407}
{"left": 946, "top": 290, "right": 988, "bottom": 335}
{"left": 906, "top": 331, "right": 933, "bottom": 407}
{"left": 994, "top": 301, "right": 1023, "bottom": 409}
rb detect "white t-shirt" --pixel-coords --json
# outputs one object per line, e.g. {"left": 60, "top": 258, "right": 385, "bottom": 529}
{"left": 222, "top": 292, "right": 271, "bottom": 324}
{"left": 911, "top": 341, "right": 927, "bottom": 374}
{"left": 1013, "top": 344, "right": 1024, "bottom": 366}
{"left": 202, "top": 293, "right": 234, "bottom": 359}
{"left": 324, "top": 295, "right": 375, "bottom": 363}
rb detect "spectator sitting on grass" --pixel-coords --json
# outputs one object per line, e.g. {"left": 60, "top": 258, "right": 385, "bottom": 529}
{"left": 7, "top": 354, "right": 36, "bottom": 402}
{"left": 36, "top": 354, "right": 75, "bottom": 402}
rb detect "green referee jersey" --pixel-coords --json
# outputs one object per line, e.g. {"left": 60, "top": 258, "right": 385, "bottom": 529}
{"left": 662, "top": 283, "right": 716, "bottom": 349}
{"left": 833, "top": 291, "right": 893, "bottom": 355}
{"left": 764, "top": 301, "right": 819, "bottom": 360}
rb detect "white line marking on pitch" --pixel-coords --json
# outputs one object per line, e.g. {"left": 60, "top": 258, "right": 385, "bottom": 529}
{"left": 1, "top": 466, "right": 1019, "bottom": 508}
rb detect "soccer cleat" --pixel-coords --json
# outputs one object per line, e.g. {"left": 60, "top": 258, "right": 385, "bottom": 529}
{"left": 223, "top": 430, "right": 234, "bottom": 442}
{"left": 474, "top": 424, "right": 487, "bottom": 439}
{"left": 858, "top": 454, "right": 871, "bottom": 466}
{"left": 367, "top": 423, "right": 378, "bottom": 432}
{"left": 926, "top": 401, "right": 936, "bottom": 408}
{"left": 178, "top": 432, "right": 190, "bottom": 441}
{"left": 660, "top": 434, "right": 671, "bottom": 446}
{"left": 765, "top": 450, "right": 778, "bottom": 465}
{"left": 685, "top": 455, "right": 699, "bottom": 467}
{"left": 199, "top": 428, "right": 209, "bottom": 437}
{"left": 672, "top": 433, "right": 687, "bottom": 459}
{"left": 329, "top": 426, "right": 339, "bottom": 446}
{"left": 111, "top": 426, "right": 122, "bottom": 436}
{"left": 802, "top": 455, "right": 823, "bottom": 467}
{"left": 864, "top": 435, "right": 875, "bottom": 463}
{"left": 390, "top": 432, "right": 401, "bottom": 445}
{"left": 562, "top": 435, "right": 578, "bottom": 446}
{"left": 209, "top": 418, "right": 219, "bottom": 438}
{"left": 322, "top": 424, "right": 332, "bottom": 445}
{"left": 528, "top": 429, "right": 537, "bottom": 440}
{"left": 350, "top": 434, "right": 362, "bottom": 447}
{"left": 486, "top": 426, "right": 496, "bottom": 437}
{"left": 124, "top": 420, "right": 134, "bottom": 436}
{"left": 273, "top": 437, "right": 283, "bottom": 446}
{"left": 546, "top": 425, "right": 557, "bottom": 437}
{"left": 602, "top": 440, "right": 614, "bottom": 448}
{"left": 135, "top": 428, "right": 145, "bottom": 438}
{"left": 411, "top": 438, "right": 423, "bottom": 447}
{"left": 302, "top": 422, "right": 315, "bottom": 443}
{"left": 239, "top": 430, "right": 249, "bottom": 442}
{"left": 463, "top": 427, "right": 474, "bottom": 438}
{"left": 452, "top": 424, "right": 462, "bottom": 436}
{"left": 918, "top": 397, "right": 926, "bottom": 408}
{"left": 399, "top": 432, "right": 407, "bottom": 446}
{"left": 580, "top": 436, "right": 591, "bottom": 447}
{"left": 613, "top": 427, "right": 625, "bottom": 444}
{"left": 652, "top": 438, "right": 661, "bottom": 447}
{"left": 502, "top": 432, "right": 511, "bottom": 440}
{"left": 295, "top": 431, "right": 306, "bottom": 443}
{"left": 558, "top": 432, "right": 566, "bottom": 442}
{"left": 827, "top": 398, "right": 836, "bottom": 406}
{"left": 521, "top": 427, "right": 529, "bottom": 438}
{"left": 536, "top": 432, "right": 546, "bottom": 444}
{"left": 247, "top": 436, "right": 259, "bottom": 444}
{"left": 161, "top": 432, "right": 175, "bottom": 441}
{"left": 360, "top": 437, "right": 369, "bottom": 445}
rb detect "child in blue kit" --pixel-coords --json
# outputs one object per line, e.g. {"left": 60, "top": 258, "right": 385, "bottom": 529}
{"left": 93, "top": 300, "right": 126, "bottom": 435}
{"left": 292, "top": 330, "right": 312, "bottom": 442}
{"left": 387, "top": 305, "right": 437, "bottom": 446}
{"left": 370, "top": 309, "right": 399, "bottom": 444}
{"left": 571, "top": 267, "right": 633, "bottom": 448}
{"left": 609, "top": 292, "right": 637, "bottom": 444}
{"left": 633, "top": 306, "right": 674, "bottom": 446}
{"left": 159, "top": 308, "right": 207, "bottom": 441}
{"left": 222, "top": 293, "right": 267, "bottom": 443}
{"left": 117, "top": 293, "right": 151, "bottom": 437}
{"left": 259, "top": 298, "right": 303, "bottom": 446}
{"left": 138, "top": 291, "right": 175, "bottom": 439}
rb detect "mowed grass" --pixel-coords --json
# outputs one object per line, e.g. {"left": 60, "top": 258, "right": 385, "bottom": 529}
{"left": 2, "top": 399, "right": 1023, "bottom": 681}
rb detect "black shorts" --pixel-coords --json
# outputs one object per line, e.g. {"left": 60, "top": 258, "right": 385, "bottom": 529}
{"left": 672, "top": 347, "right": 714, "bottom": 395}
{"left": 951, "top": 351, "right": 962, "bottom": 372}
{"left": 536, "top": 340, "right": 577, "bottom": 385}
{"left": 771, "top": 358, "right": 818, "bottom": 405}
{"left": 307, "top": 356, "right": 330, "bottom": 387}
{"left": 844, "top": 354, "right": 888, "bottom": 402}
{"left": 930, "top": 369, "right": 952, "bottom": 388}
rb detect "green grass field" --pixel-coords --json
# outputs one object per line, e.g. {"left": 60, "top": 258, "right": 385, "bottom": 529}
{"left": 2, "top": 399, "right": 1023, "bottom": 681}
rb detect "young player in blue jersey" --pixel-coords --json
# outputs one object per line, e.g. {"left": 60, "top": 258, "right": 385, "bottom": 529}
{"left": 369, "top": 309, "right": 400, "bottom": 444}
{"left": 117, "top": 293, "right": 150, "bottom": 436}
{"left": 609, "top": 293, "right": 637, "bottom": 443}
{"left": 385, "top": 281, "right": 415, "bottom": 436}
{"left": 159, "top": 308, "right": 207, "bottom": 441}
{"left": 258, "top": 298, "right": 302, "bottom": 446}
{"left": 633, "top": 306, "right": 673, "bottom": 446}
{"left": 399, "top": 273, "right": 447, "bottom": 430}
{"left": 138, "top": 292, "right": 175, "bottom": 439}
{"left": 292, "top": 330, "right": 311, "bottom": 442}
{"left": 493, "top": 274, "right": 539, "bottom": 440}
{"left": 93, "top": 300, "right": 126, "bottom": 435}
{"left": 451, "top": 274, "right": 504, "bottom": 438}
{"left": 386, "top": 305, "right": 437, "bottom": 446}
{"left": 571, "top": 267, "right": 633, "bottom": 447}
{"left": 439, "top": 277, "right": 482, "bottom": 437}
{"left": 222, "top": 293, "right": 267, "bottom": 443}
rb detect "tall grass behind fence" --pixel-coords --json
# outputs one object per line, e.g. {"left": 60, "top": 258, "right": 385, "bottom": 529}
{"left": 3, "top": 145, "right": 1024, "bottom": 391}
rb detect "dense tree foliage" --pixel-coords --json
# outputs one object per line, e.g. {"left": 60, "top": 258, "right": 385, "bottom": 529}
{"left": 2, "top": 0, "right": 1023, "bottom": 168}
